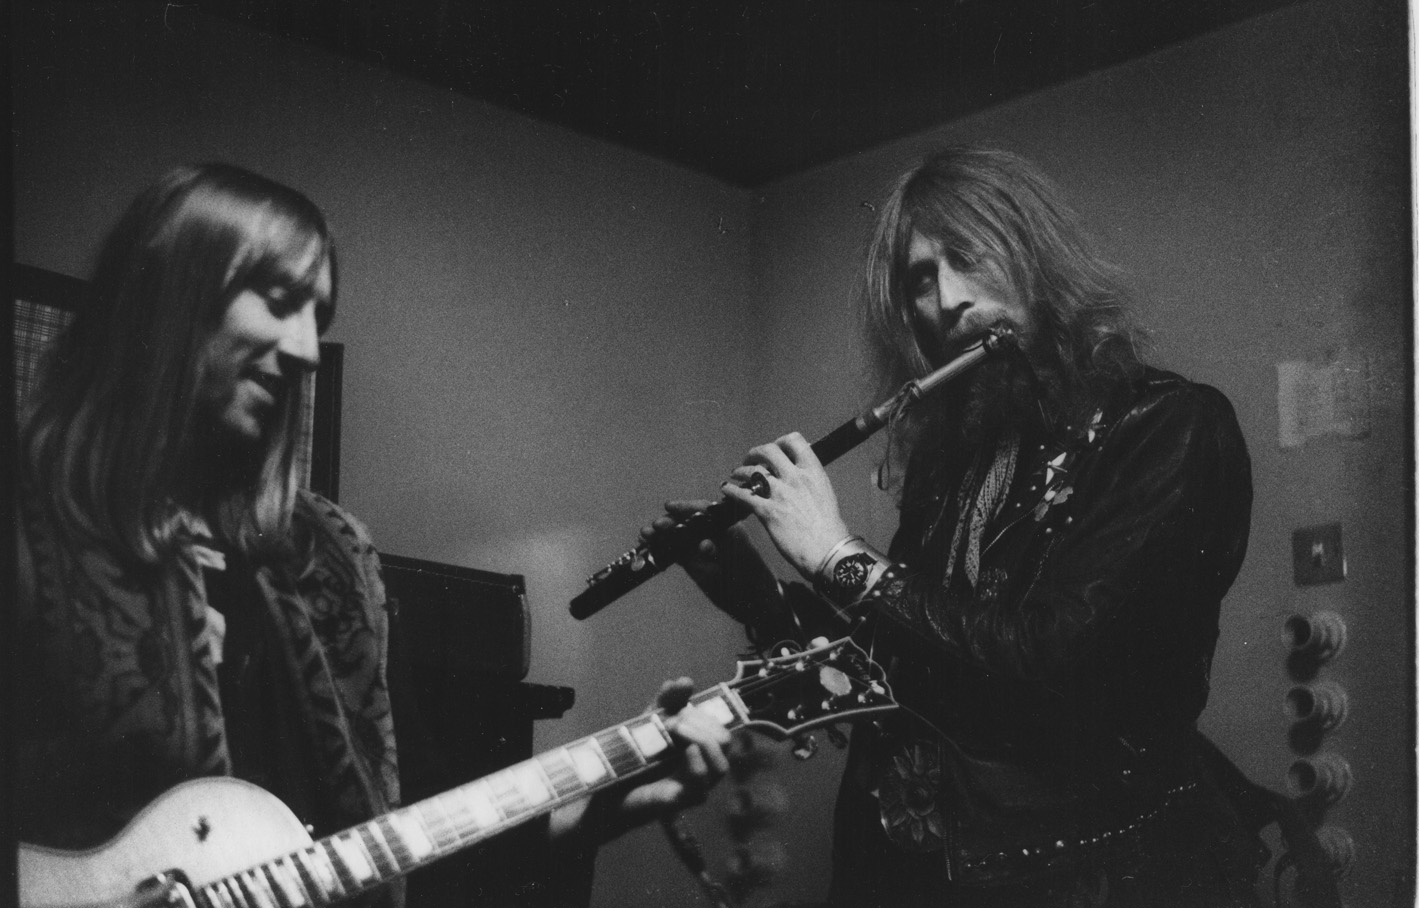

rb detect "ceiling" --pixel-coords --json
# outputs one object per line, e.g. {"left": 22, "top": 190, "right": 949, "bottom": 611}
{"left": 199, "top": 0, "right": 1305, "bottom": 187}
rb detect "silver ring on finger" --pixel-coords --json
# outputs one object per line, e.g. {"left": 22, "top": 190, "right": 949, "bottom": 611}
{"left": 744, "top": 471, "right": 772, "bottom": 499}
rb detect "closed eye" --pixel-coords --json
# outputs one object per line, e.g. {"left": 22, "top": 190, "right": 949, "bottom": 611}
{"left": 261, "top": 285, "right": 301, "bottom": 317}
{"left": 262, "top": 285, "right": 333, "bottom": 334}
{"left": 906, "top": 261, "right": 937, "bottom": 300}
{"left": 945, "top": 248, "right": 976, "bottom": 273}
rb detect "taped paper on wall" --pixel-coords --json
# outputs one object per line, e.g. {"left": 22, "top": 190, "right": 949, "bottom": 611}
{"left": 1276, "top": 354, "right": 1371, "bottom": 448}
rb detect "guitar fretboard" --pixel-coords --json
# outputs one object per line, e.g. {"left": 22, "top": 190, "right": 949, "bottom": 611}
{"left": 195, "top": 686, "right": 746, "bottom": 908}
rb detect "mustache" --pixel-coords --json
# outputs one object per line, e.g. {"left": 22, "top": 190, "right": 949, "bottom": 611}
{"left": 919, "top": 311, "right": 1030, "bottom": 365}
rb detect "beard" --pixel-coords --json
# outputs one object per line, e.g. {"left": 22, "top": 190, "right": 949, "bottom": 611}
{"left": 954, "top": 334, "right": 1066, "bottom": 444}
{"left": 957, "top": 361, "right": 1038, "bottom": 443}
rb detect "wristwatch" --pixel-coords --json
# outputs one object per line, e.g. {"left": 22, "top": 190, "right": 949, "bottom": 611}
{"left": 813, "top": 534, "right": 889, "bottom": 607}
{"left": 829, "top": 551, "right": 878, "bottom": 597}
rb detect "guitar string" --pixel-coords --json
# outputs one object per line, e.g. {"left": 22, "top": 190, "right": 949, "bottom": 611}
{"left": 200, "top": 646, "right": 894, "bottom": 904}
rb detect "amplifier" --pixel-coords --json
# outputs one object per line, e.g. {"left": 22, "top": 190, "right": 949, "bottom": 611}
{"left": 381, "top": 552, "right": 587, "bottom": 906}
{"left": 380, "top": 552, "right": 530, "bottom": 680}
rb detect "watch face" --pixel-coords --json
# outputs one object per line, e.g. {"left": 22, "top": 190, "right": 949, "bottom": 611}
{"left": 833, "top": 552, "right": 875, "bottom": 592}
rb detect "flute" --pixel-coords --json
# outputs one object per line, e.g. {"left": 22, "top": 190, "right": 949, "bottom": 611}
{"left": 569, "top": 324, "right": 1016, "bottom": 619}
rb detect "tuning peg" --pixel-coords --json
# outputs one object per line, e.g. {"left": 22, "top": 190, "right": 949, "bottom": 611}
{"left": 826, "top": 725, "right": 849, "bottom": 749}
{"left": 791, "top": 734, "right": 818, "bottom": 760}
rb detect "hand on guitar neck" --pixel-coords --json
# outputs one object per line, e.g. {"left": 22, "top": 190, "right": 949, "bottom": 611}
{"left": 547, "top": 676, "right": 731, "bottom": 844}
{"left": 19, "top": 637, "right": 897, "bottom": 908}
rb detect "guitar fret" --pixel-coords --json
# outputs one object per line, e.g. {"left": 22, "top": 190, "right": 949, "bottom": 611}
{"left": 358, "top": 823, "right": 400, "bottom": 878}
{"left": 230, "top": 876, "right": 257, "bottom": 908}
{"left": 210, "top": 879, "right": 239, "bottom": 908}
{"left": 538, "top": 748, "right": 589, "bottom": 799}
{"left": 323, "top": 838, "right": 362, "bottom": 894}
{"left": 691, "top": 690, "right": 738, "bottom": 727}
{"left": 330, "top": 833, "right": 376, "bottom": 884}
{"left": 626, "top": 716, "right": 671, "bottom": 758}
{"left": 288, "top": 851, "right": 322, "bottom": 903}
{"left": 523, "top": 758, "right": 562, "bottom": 804}
{"left": 484, "top": 770, "right": 528, "bottom": 819}
{"left": 414, "top": 794, "right": 462, "bottom": 851}
{"left": 229, "top": 874, "right": 255, "bottom": 908}
{"left": 485, "top": 764, "right": 552, "bottom": 819}
{"left": 371, "top": 816, "right": 411, "bottom": 869}
{"left": 219, "top": 877, "right": 244, "bottom": 908}
{"left": 232, "top": 877, "right": 256, "bottom": 908}
{"left": 388, "top": 809, "right": 436, "bottom": 862}
{"left": 298, "top": 845, "right": 344, "bottom": 900}
{"left": 240, "top": 869, "right": 279, "bottom": 908}
{"left": 10, "top": 638, "right": 898, "bottom": 908}
{"left": 594, "top": 728, "right": 644, "bottom": 776}
{"left": 566, "top": 739, "right": 613, "bottom": 786}
{"left": 453, "top": 781, "right": 503, "bottom": 834}
{"left": 267, "top": 857, "right": 312, "bottom": 908}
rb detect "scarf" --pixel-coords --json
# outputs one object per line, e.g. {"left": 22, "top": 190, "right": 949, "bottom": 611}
{"left": 940, "top": 429, "right": 1021, "bottom": 590}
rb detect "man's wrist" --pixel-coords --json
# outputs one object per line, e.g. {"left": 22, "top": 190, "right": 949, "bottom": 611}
{"left": 812, "top": 534, "right": 891, "bottom": 609}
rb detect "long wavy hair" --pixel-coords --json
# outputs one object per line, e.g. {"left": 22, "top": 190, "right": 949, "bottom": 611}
{"left": 21, "top": 163, "right": 337, "bottom": 566}
{"left": 862, "top": 147, "right": 1146, "bottom": 465}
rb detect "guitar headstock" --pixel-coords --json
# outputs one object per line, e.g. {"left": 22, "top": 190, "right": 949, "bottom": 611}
{"left": 727, "top": 636, "right": 897, "bottom": 738}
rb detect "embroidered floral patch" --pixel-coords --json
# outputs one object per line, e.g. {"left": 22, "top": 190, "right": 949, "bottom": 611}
{"left": 1031, "top": 410, "right": 1104, "bottom": 523}
{"left": 877, "top": 741, "right": 946, "bottom": 853}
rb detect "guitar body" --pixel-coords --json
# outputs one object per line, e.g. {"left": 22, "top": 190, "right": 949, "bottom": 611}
{"left": 19, "top": 777, "right": 312, "bottom": 908}
{"left": 18, "top": 637, "right": 897, "bottom": 908}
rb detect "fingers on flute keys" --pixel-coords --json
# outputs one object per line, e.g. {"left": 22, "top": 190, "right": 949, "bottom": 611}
{"left": 640, "top": 501, "right": 722, "bottom": 560}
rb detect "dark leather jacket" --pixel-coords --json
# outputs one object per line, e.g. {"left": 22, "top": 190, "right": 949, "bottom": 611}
{"left": 792, "top": 368, "right": 1255, "bottom": 889}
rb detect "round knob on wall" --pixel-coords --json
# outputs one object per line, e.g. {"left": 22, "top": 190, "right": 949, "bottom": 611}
{"left": 1286, "top": 752, "right": 1353, "bottom": 804}
{"left": 1314, "top": 825, "right": 1356, "bottom": 879}
{"left": 1282, "top": 610, "right": 1348, "bottom": 663}
{"left": 1284, "top": 680, "right": 1349, "bottom": 731}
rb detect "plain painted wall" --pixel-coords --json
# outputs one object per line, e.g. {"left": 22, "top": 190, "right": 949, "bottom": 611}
{"left": 11, "top": 0, "right": 1413, "bottom": 905}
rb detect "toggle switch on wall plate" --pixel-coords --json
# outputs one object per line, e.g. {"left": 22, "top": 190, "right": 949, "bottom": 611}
{"left": 1292, "top": 523, "right": 1346, "bottom": 586}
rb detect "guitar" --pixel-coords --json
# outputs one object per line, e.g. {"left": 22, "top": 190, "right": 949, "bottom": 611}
{"left": 19, "top": 636, "right": 895, "bottom": 908}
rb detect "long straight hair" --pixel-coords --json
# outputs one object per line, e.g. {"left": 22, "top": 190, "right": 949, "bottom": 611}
{"left": 862, "top": 147, "right": 1145, "bottom": 459}
{"left": 22, "top": 163, "right": 337, "bottom": 565}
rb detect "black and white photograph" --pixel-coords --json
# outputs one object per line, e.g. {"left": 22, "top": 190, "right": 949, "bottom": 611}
{"left": 9, "top": 2, "right": 1413, "bottom": 907}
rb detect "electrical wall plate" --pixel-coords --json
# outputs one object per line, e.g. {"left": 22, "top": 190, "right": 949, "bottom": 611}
{"left": 1292, "top": 523, "right": 1346, "bottom": 586}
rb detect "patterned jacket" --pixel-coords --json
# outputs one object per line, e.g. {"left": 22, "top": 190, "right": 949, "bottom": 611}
{"left": 15, "top": 487, "right": 400, "bottom": 873}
